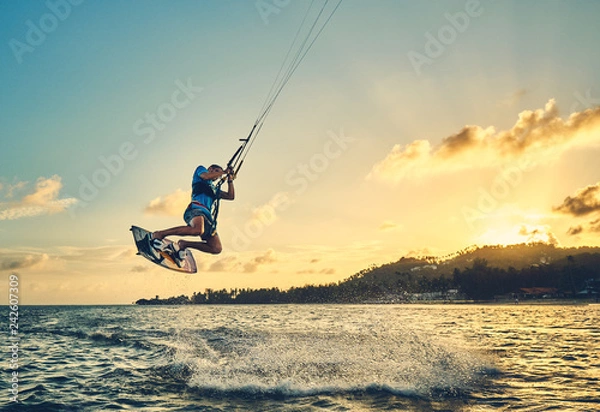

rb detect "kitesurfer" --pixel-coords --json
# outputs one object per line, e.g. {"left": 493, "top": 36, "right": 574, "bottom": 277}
{"left": 150, "top": 164, "right": 235, "bottom": 259}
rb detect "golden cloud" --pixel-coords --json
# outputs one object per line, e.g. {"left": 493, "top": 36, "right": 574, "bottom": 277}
{"left": 517, "top": 224, "right": 559, "bottom": 246}
{"left": 555, "top": 182, "right": 600, "bottom": 236}
{"left": 0, "top": 175, "right": 77, "bottom": 220}
{"left": 554, "top": 182, "right": 600, "bottom": 217}
{"left": 208, "top": 256, "right": 239, "bottom": 272}
{"left": 368, "top": 100, "right": 600, "bottom": 182}
{"left": 144, "top": 189, "right": 190, "bottom": 216}
{"left": 243, "top": 249, "right": 277, "bottom": 273}
{"left": 567, "top": 225, "right": 584, "bottom": 236}
{"left": 204, "top": 249, "right": 278, "bottom": 273}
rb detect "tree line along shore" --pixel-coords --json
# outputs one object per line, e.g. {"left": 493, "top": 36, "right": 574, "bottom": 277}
{"left": 136, "top": 243, "right": 600, "bottom": 305}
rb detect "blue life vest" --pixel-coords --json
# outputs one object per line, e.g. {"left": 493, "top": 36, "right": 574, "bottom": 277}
{"left": 191, "top": 165, "right": 219, "bottom": 212}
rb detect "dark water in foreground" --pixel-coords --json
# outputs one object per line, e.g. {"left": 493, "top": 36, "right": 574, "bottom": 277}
{"left": 2, "top": 304, "right": 599, "bottom": 411}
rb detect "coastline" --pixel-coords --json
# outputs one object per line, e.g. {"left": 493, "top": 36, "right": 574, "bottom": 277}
{"left": 133, "top": 298, "right": 599, "bottom": 306}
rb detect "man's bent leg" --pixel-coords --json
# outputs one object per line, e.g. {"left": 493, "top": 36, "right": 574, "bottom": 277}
{"left": 180, "top": 233, "right": 222, "bottom": 255}
{"left": 206, "top": 234, "right": 223, "bottom": 254}
{"left": 153, "top": 215, "right": 205, "bottom": 240}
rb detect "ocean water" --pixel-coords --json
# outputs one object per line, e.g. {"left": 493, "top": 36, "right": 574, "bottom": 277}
{"left": 3, "top": 304, "right": 599, "bottom": 411}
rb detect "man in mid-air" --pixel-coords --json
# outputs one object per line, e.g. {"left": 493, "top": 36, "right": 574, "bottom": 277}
{"left": 150, "top": 164, "right": 235, "bottom": 261}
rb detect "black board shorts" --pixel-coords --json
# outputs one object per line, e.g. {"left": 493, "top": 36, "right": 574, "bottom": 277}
{"left": 183, "top": 204, "right": 215, "bottom": 240}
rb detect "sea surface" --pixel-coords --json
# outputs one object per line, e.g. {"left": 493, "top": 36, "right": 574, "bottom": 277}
{"left": 2, "top": 304, "right": 599, "bottom": 411}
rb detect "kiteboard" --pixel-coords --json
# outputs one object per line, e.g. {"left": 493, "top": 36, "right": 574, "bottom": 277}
{"left": 130, "top": 225, "right": 197, "bottom": 274}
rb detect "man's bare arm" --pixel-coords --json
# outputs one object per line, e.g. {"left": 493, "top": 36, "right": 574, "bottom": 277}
{"left": 220, "top": 169, "right": 235, "bottom": 200}
{"left": 199, "top": 170, "right": 225, "bottom": 181}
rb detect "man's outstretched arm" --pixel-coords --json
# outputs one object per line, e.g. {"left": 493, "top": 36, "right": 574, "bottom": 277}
{"left": 199, "top": 170, "right": 225, "bottom": 181}
{"left": 219, "top": 169, "right": 235, "bottom": 200}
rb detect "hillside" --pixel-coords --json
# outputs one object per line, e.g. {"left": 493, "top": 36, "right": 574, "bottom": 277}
{"left": 137, "top": 243, "right": 600, "bottom": 304}
{"left": 345, "top": 243, "right": 600, "bottom": 287}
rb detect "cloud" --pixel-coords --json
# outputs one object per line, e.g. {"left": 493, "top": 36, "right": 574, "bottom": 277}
{"left": 54, "top": 245, "right": 135, "bottom": 264}
{"left": 555, "top": 182, "right": 600, "bottom": 236}
{"left": 208, "top": 256, "right": 239, "bottom": 272}
{"left": 0, "top": 175, "right": 77, "bottom": 220}
{"left": 518, "top": 224, "right": 559, "bottom": 246}
{"left": 567, "top": 225, "right": 584, "bottom": 236}
{"left": 115, "top": 248, "right": 137, "bottom": 260}
{"left": 553, "top": 182, "right": 600, "bottom": 217}
{"left": 243, "top": 249, "right": 277, "bottom": 273}
{"left": 1, "top": 181, "right": 27, "bottom": 199}
{"left": 0, "top": 245, "right": 148, "bottom": 279}
{"left": 368, "top": 100, "right": 600, "bottom": 182}
{"left": 206, "top": 249, "right": 278, "bottom": 273}
{"left": 566, "top": 218, "right": 600, "bottom": 236}
{"left": 144, "top": 189, "right": 190, "bottom": 216}
{"left": 379, "top": 220, "right": 401, "bottom": 231}
{"left": 0, "top": 252, "right": 50, "bottom": 271}
{"left": 476, "top": 224, "right": 559, "bottom": 247}
{"left": 296, "top": 267, "right": 335, "bottom": 275}
{"left": 405, "top": 248, "right": 433, "bottom": 258}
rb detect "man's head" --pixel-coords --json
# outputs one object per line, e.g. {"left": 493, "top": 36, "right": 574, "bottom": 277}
{"left": 207, "top": 164, "right": 224, "bottom": 180}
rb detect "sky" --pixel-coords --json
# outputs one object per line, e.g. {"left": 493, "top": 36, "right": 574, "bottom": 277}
{"left": 1, "top": 0, "right": 600, "bottom": 304}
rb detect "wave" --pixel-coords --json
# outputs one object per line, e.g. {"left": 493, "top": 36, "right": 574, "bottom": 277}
{"left": 187, "top": 381, "right": 422, "bottom": 399}
{"left": 29, "top": 325, "right": 160, "bottom": 352}
{"left": 182, "top": 371, "right": 501, "bottom": 401}
{"left": 158, "top": 326, "right": 497, "bottom": 401}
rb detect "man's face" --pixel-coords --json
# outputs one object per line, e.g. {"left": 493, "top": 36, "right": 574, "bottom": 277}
{"left": 208, "top": 166, "right": 223, "bottom": 179}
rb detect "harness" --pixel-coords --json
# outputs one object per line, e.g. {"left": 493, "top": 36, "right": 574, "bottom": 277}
{"left": 191, "top": 179, "right": 218, "bottom": 199}
{"left": 191, "top": 178, "right": 220, "bottom": 233}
